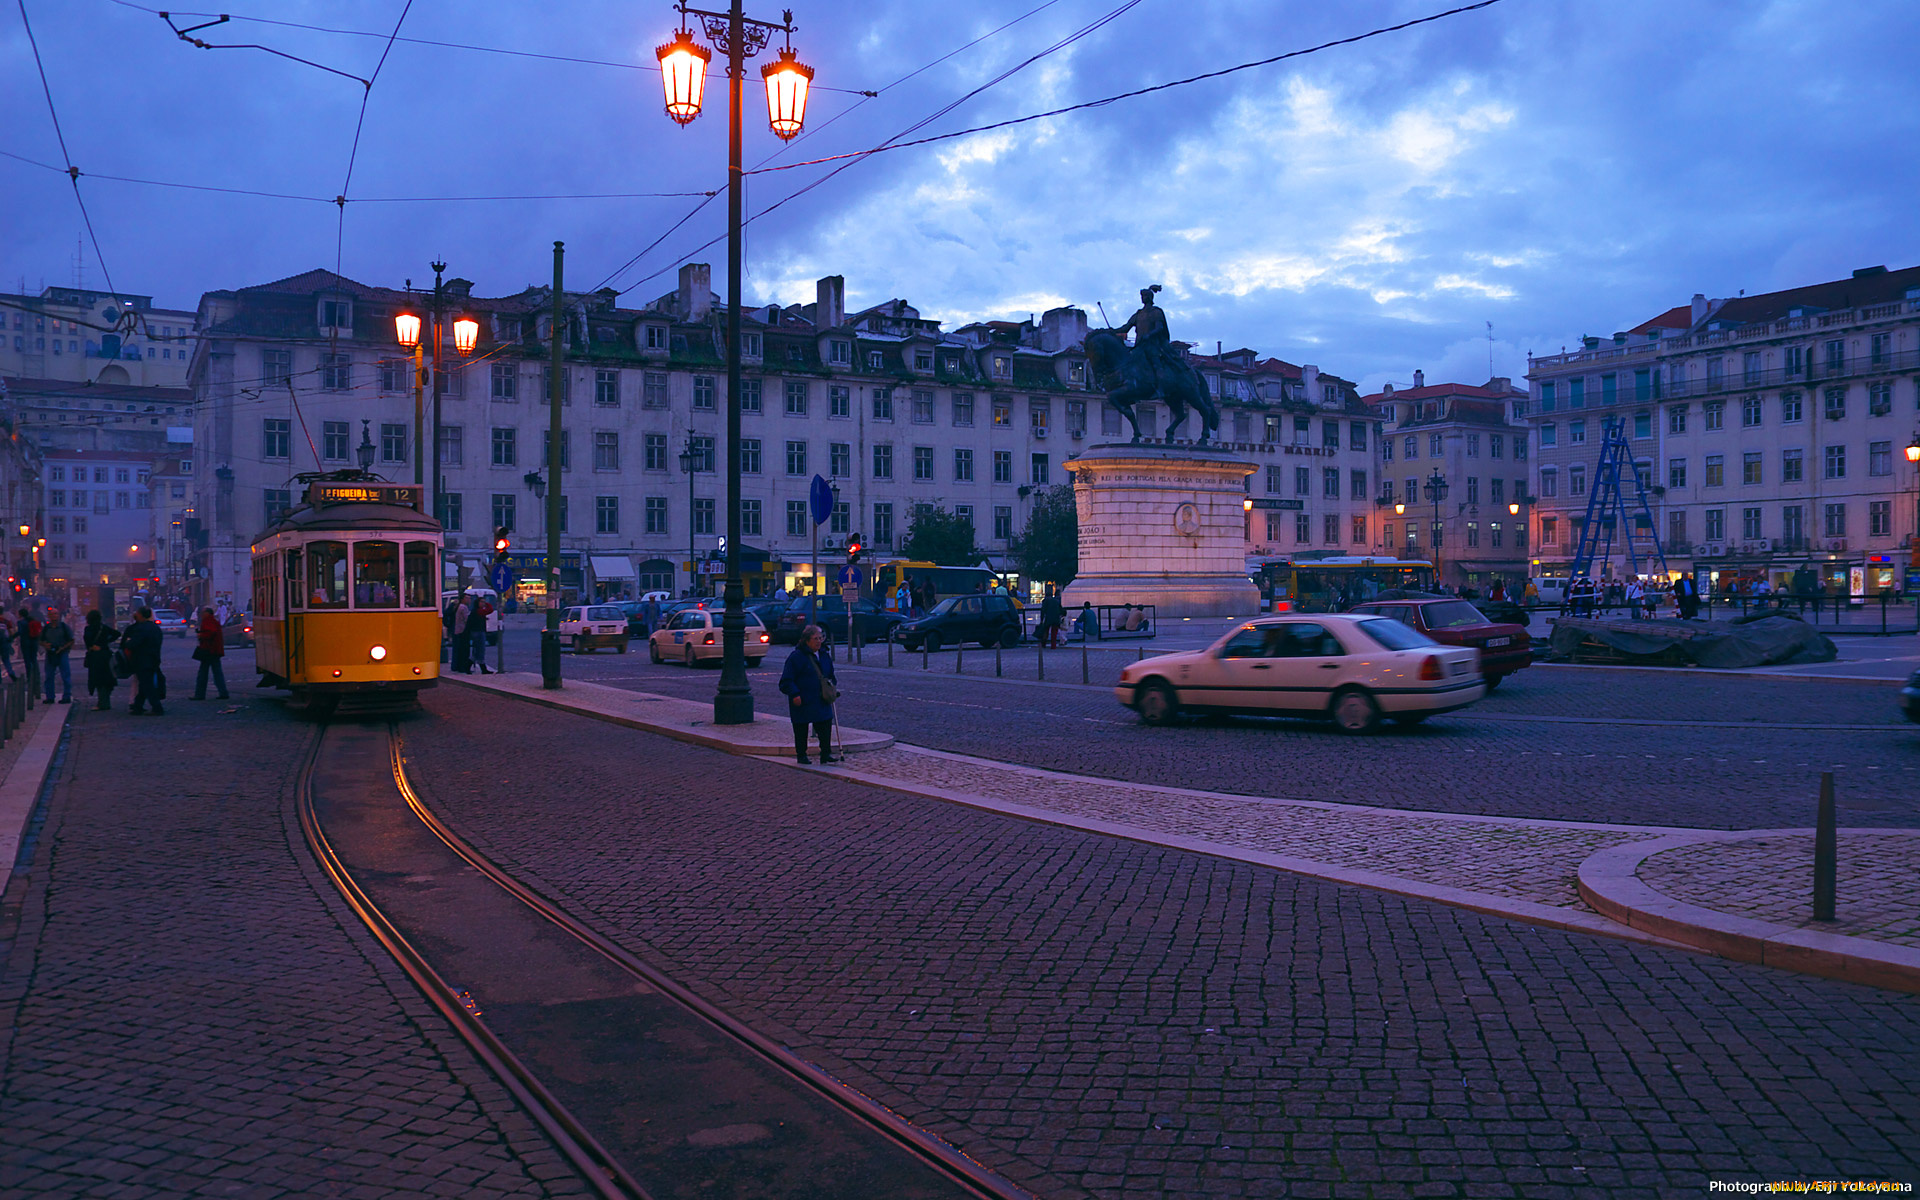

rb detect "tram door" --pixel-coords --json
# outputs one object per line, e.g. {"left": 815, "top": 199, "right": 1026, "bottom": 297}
{"left": 285, "top": 548, "right": 305, "bottom": 678}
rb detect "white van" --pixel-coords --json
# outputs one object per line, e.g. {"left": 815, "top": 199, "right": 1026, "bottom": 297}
{"left": 1529, "top": 577, "right": 1569, "bottom": 606}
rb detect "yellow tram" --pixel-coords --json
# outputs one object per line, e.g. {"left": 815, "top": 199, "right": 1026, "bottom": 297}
{"left": 251, "top": 473, "right": 443, "bottom": 707}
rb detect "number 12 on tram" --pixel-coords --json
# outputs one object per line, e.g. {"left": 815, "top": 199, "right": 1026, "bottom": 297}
{"left": 251, "top": 475, "right": 444, "bottom": 704}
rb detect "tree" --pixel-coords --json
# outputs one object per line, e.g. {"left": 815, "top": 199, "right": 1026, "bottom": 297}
{"left": 1015, "top": 485, "right": 1078, "bottom": 585}
{"left": 899, "top": 505, "right": 981, "bottom": 565}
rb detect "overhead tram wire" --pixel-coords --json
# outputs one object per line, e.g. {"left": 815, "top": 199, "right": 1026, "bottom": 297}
{"left": 742, "top": 0, "right": 1508, "bottom": 178}
{"left": 599, "top": 0, "right": 1143, "bottom": 298}
{"left": 592, "top": 0, "right": 1106, "bottom": 297}
{"left": 105, "top": 0, "right": 875, "bottom": 95}
{"left": 16, "top": 0, "right": 127, "bottom": 306}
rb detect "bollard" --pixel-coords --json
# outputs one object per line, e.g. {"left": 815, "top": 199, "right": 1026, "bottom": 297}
{"left": 1813, "top": 772, "right": 1836, "bottom": 921}
{"left": 887, "top": 638, "right": 893, "bottom": 667}
{"left": 1037, "top": 641, "right": 1045, "bottom": 681}
{"left": 923, "top": 641, "right": 929, "bottom": 671}
{"left": 1082, "top": 643, "right": 1090, "bottom": 685}
{"left": 995, "top": 645, "right": 1002, "bottom": 677}
{"left": 956, "top": 645, "right": 964, "bottom": 675}
{"left": 1137, "top": 647, "right": 1145, "bottom": 663}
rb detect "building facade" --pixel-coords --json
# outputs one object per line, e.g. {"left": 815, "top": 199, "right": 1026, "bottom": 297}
{"left": 0, "top": 286, "right": 197, "bottom": 388}
{"left": 1363, "top": 373, "right": 1531, "bottom": 589}
{"left": 185, "top": 266, "right": 1382, "bottom": 610}
{"left": 37, "top": 448, "right": 164, "bottom": 606}
{"left": 1525, "top": 264, "right": 1920, "bottom": 595}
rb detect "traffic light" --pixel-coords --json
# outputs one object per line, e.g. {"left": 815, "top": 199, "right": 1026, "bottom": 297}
{"left": 493, "top": 527, "right": 511, "bottom": 564}
{"left": 846, "top": 534, "right": 863, "bottom": 564}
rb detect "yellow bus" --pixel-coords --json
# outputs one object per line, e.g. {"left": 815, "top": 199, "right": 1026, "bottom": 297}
{"left": 865, "top": 560, "right": 1018, "bottom": 611}
{"left": 1249, "top": 555, "right": 1438, "bottom": 612}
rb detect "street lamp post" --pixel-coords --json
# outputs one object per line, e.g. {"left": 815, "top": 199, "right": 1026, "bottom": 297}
{"left": 679, "top": 440, "right": 699, "bottom": 597}
{"left": 356, "top": 420, "right": 377, "bottom": 472}
{"left": 1423, "top": 470, "right": 1450, "bottom": 586}
{"left": 395, "top": 271, "right": 478, "bottom": 512}
{"left": 656, "top": 0, "right": 814, "bottom": 725}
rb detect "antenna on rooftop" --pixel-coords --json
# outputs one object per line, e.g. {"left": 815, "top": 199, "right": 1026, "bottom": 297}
{"left": 1486, "top": 320, "right": 1494, "bottom": 378}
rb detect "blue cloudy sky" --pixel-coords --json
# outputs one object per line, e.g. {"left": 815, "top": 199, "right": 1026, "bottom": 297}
{"left": 5, "top": 0, "right": 1917, "bottom": 392}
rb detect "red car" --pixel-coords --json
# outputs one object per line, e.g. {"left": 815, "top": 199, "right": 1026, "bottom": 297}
{"left": 1349, "top": 598, "right": 1532, "bottom": 689}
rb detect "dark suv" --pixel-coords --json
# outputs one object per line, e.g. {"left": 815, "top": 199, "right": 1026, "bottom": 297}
{"left": 896, "top": 594, "right": 1023, "bottom": 652}
{"left": 774, "top": 595, "right": 902, "bottom": 644}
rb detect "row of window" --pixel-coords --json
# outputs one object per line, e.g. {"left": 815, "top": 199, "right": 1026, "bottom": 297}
{"left": 1375, "top": 520, "right": 1522, "bottom": 552}
{"left": 48, "top": 465, "right": 147, "bottom": 484}
{"left": 1258, "top": 514, "right": 1379, "bottom": 548}
{"left": 1380, "top": 477, "right": 1529, "bottom": 506}
{"left": 401, "top": 491, "right": 1022, "bottom": 547}
{"left": 45, "top": 489, "right": 149, "bottom": 510}
{"left": 1537, "top": 503, "right": 1893, "bottom": 546}
{"left": 1263, "top": 466, "right": 1374, "bottom": 501}
{"left": 1537, "top": 441, "right": 1902, "bottom": 498}
{"left": 1539, "top": 385, "right": 1905, "bottom": 447}
{"left": 1381, "top": 430, "right": 1526, "bottom": 462}
{"left": 1537, "top": 339, "right": 1903, "bottom": 408}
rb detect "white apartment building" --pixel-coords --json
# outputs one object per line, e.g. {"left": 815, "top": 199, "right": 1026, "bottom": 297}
{"left": 185, "top": 266, "right": 1382, "bottom": 610}
{"left": 0, "top": 286, "right": 197, "bottom": 388}
{"left": 1363, "top": 373, "right": 1531, "bottom": 589}
{"left": 1525, "top": 264, "right": 1920, "bottom": 595}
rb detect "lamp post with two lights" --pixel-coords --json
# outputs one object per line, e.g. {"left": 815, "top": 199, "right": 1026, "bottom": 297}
{"left": 656, "top": 0, "right": 814, "bottom": 724}
{"left": 393, "top": 269, "right": 479, "bottom": 508}
{"left": 1423, "top": 470, "right": 1450, "bottom": 587}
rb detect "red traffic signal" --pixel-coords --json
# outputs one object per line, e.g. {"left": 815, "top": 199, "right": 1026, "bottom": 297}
{"left": 493, "top": 526, "right": 511, "bottom": 555}
{"left": 845, "top": 539, "right": 862, "bottom": 562}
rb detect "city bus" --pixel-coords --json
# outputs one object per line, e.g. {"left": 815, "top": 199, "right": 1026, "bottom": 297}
{"left": 1249, "top": 555, "right": 1438, "bottom": 612}
{"left": 867, "top": 560, "right": 1018, "bottom": 610}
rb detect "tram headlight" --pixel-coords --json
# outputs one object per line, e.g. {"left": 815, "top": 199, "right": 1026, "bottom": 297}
{"left": 369, "top": 644, "right": 388, "bottom": 662}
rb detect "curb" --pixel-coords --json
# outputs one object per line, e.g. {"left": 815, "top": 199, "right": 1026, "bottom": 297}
{"left": 0, "top": 704, "right": 71, "bottom": 895}
{"left": 443, "top": 672, "right": 894, "bottom": 758}
{"left": 1576, "top": 829, "right": 1920, "bottom": 995}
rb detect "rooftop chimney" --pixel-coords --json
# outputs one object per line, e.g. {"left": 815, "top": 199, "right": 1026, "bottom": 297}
{"left": 677, "top": 263, "right": 711, "bottom": 322}
{"left": 1038, "top": 306, "right": 1088, "bottom": 352}
{"left": 815, "top": 275, "right": 844, "bottom": 329}
{"left": 1691, "top": 293, "right": 1709, "bottom": 326}
{"left": 1412, "top": 369, "right": 1425, "bottom": 389}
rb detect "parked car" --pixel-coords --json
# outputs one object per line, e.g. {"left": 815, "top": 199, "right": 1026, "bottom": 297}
{"left": 223, "top": 611, "right": 255, "bottom": 649}
{"left": 1350, "top": 597, "right": 1532, "bottom": 689}
{"left": 1903, "top": 668, "right": 1920, "bottom": 724}
{"left": 1114, "top": 613, "right": 1485, "bottom": 734}
{"left": 773, "top": 595, "right": 901, "bottom": 645}
{"left": 896, "top": 593, "right": 1024, "bottom": 651}
{"left": 649, "top": 607, "right": 770, "bottom": 666}
{"left": 560, "top": 605, "right": 630, "bottom": 654}
{"left": 149, "top": 607, "right": 193, "bottom": 638}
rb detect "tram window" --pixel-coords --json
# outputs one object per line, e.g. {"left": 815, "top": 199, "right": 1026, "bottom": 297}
{"left": 285, "top": 549, "right": 304, "bottom": 612}
{"left": 308, "top": 542, "right": 349, "bottom": 608}
{"left": 354, "top": 541, "right": 401, "bottom": 608}
{"left": 403, "top": 542, "right": 436, "bottom": 608}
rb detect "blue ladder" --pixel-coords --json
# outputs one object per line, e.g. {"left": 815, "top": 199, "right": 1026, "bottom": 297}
{"left": 1568, "top": 419, "right": 1670, "bottom": 582}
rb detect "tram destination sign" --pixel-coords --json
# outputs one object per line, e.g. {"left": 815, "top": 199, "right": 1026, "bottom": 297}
{"left": 308, "top": 482, "right": 423, "bottom": 509}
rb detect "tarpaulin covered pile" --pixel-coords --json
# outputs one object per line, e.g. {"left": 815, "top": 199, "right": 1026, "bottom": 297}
{"left": 1545, "top": 614, "right": 1837, "bottom": 668}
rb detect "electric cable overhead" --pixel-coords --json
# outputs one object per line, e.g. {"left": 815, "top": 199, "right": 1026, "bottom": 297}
{"left": 16, "top": 0, "right": 125, "bottom": 306}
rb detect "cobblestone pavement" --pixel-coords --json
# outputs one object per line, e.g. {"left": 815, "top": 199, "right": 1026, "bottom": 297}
{"left": 405, "top": 686, "right": 1920, "bottom": 1198}
{"left": 0, "top": 697, "right": 591, "bottom": 1199}
{"left": 494, "top": 634, "right": 1920, "bottom": 830}
{"left": 1637, "top": 832, "right": 1920, "bottom": 947}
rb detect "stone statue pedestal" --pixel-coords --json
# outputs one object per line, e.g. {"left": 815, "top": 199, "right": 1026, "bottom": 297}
{"left": 1061, "top": 443, "right": 1262, "bottom": 618}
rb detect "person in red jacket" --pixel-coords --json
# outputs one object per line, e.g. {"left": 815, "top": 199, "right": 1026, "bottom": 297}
{"left": 192, "top": 606, "right": 228, "bottom": 701}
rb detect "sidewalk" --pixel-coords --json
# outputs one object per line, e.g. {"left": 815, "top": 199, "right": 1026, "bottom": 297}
{"left": 467, "top": 674, "right": 1920, "bottom": 994}
{"left": 0, "top": 702, "right": 67, "bottom": 896}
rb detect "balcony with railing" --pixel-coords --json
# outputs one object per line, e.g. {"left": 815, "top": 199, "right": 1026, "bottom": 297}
{"left": 1530, "top": 297, "right": 1920, "bottom": 371}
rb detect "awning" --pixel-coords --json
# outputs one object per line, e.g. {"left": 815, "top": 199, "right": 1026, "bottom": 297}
{"left": 589, "top": 555, "right": 636, "bottom": 580}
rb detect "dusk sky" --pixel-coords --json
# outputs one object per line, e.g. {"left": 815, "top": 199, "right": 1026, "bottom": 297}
{"left": 5, "top": 0, "right": 1917, "bottom": 393}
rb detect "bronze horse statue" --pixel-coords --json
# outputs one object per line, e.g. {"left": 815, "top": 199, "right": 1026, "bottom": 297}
{"left": 1084, "top": 329, "right": 1221, "bottom": 445}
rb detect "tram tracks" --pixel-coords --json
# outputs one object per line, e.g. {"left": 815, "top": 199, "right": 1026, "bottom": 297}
{"left": 296, "top": 718, "right": 1029, "bottom": 1200}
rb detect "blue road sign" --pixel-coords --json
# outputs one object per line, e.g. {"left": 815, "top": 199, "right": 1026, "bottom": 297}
{"left": 837, "top": 563, "right": 861, "bottom": 588}
{"left": 490, "top": 563, "right": 516, "bottom": 593}
{"left": 809, "top": 474, "right": 834, "bottom": 526}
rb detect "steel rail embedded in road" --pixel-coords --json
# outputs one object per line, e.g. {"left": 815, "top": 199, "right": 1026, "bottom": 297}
{"left": 294, "top": 724, "right": 651, "bottom": 1200}
{"left": 385, "top": 724, "right": 1032, "bottom": 1200}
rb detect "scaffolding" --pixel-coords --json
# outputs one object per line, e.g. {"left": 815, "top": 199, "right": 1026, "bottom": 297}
{"left": 1568, "top": 419, "right": 1670, "bottom": 581}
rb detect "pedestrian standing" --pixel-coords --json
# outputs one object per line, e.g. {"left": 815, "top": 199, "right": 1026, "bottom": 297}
{"left": 192, "top": 606, "right": 229, "bottom": 700}
{"left": 450, "top": 595, "right": 473, "bottom": 673}
{"left": 125, "top": 607, "right": 165, "bottom": 715}
{"left": 1039, "top": 586, "right": 1065, "bottom": 648}
{"left": 465, "top": 592, "right": 493, "bottom": 674}
{"left": 39, "top": 609, "right": 74, "bottom": 703}
{"left": 18, "top": 607, "right": 41, "bottom": 697}
{"left": 82, "top": 610, "right": 120, "bottom": 710}
{"left": 0, "top": 612, "right": 15, "bottom": 682}
{"left": 777, "top": 624, "right": 838, "bottom": 764}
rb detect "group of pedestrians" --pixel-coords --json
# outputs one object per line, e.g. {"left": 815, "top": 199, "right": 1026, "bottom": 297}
{"left": 441, "top": 591, "right": 497, "bottom": 674}
{"left": 0, "top": 604, "right": 201, "bottom": 714}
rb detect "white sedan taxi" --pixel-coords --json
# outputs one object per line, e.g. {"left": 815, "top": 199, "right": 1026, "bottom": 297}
{"left": 560, "top": 605, "right": 631, "bottom": 653}
{"left": 1115, "top": 613, "right": 1484, "bottom": 734}
{"left": 648, "top": 607, "right": 770, "bottom": 667}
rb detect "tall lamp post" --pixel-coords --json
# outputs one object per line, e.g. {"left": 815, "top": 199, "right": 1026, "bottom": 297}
{"left": 1905, "top": 437, "right": 1920, "bottom": 590}
{"left": 1423, "top": 470, "right": 1449, "bottom": 586}
{"left": 394, "top": 270, "right": 478, "bottom": 509}
{"left": 656, "top": 0, "right": 814, "bottom": 724}
{"left": 678, "top": 439, "right": 700, "bottom": 597}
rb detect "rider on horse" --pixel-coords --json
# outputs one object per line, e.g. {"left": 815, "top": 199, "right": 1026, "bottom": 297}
{"left": 1116, "top": 285, "right": 1181, "bottom": 393}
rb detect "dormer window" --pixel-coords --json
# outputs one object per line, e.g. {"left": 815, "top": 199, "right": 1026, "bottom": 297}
{"left": 867, "top": 350, "right": 884, "bottom": 371}
{"left": 742, "top": 332, "right": 762, "bottom": 357}
{"left": 992, "top": 356, "right": 1010, "bottom": 379}
{"left": 914, "top": 349, "right": 932, "bottom": 372}
{"left": 943, "top": 354, "right": 960, "bottom": 373}
{"left": 319, "top": 297, "right": 352, "bottom": 333}
{"left": 829, "top": 339, "right": 851, "bottom": 364}
{"left": 786, "top": 343, "right": 804, "bottom": 363}
{"left": 644, "top": 324, "right": 667, "bottom": 350}
{"left": 1068, "top": 361, "right": 1085, "bottom": 384}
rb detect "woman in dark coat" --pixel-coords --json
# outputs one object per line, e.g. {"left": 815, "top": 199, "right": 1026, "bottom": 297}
{"left": 81, "top": 609, "right": 119, "bottom": 711}
{"left": 776, "top": 623, "right": 838, "bottom": 764}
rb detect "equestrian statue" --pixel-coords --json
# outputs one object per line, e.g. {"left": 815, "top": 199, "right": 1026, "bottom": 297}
{"left": 1084, "top": 284, "right": 1220, "bottom": 445}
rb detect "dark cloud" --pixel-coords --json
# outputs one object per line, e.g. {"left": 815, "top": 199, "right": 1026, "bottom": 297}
{"left": 4, "top": 0, "right": 1916, "bottom": 390}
